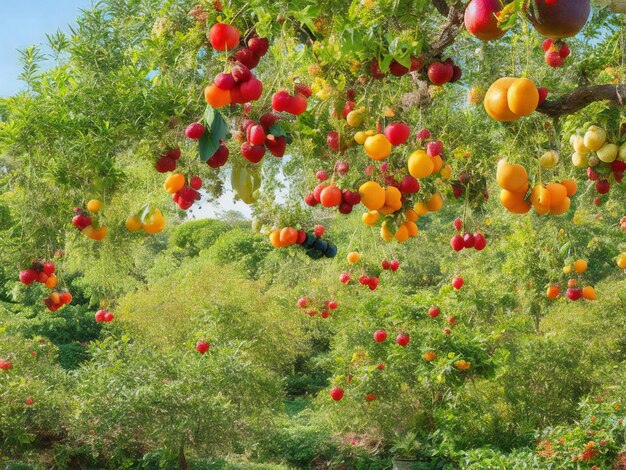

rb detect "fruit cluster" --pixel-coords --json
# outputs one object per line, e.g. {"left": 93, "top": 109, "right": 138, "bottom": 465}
{"left": 369, "top": 55, "right": 423, "bottom": 80}
{"left": 239, "top": 112, "right": 287, "bottom": 163}
{"left": 164, "top": 173, "right": 202, "bottom": 210}
{"left": 19, "top": 259, "right": 58, "bottom": 289}
{"left": 542, "top": 39, "right": 571, "bottom": 68}
{"left": 269, "top": 226, "right": 337, "bottom": 259}
{"left": 0, "top": 358, "right": 13, "bottom": 370}
{"left": 296, "top": 297, "right": 338, "bottom": 319}
{"left": 43, "top": 290, "right": 72, "bottom": 312}
{"left": 95, "top": 309, "right": 115, "bottom": 323}
{"left": 272, "top": 86, "right": 310, "bottom": 116}
{"left": 125, "top": 208, "right": 167, "bottom": 234}
{"left": 427, "top": 58, "right": 462, "bottom": 86}
{"left": 569, "top": 125, "right": 625, "bottom": 202}
{"left": 449, "top": 218, "right": 487, "bottom": 251}
{"left": 547, "top": 259, "right": 596, "bottom": 301}
{"left": 155, "top": 147, "right": 182, "bottom": 173}
{"left": 72, "top": 200, "right": 107, "bottom": 240}
{"left": 484, "top": 77, "right": 546, "bottom": 122}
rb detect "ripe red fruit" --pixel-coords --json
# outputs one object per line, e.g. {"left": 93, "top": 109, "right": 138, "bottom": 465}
{"left": 207, "top": 143, "right": 229, "bottom": 168}
{"left": 463, "top": 233, "right": 476, "bottom": 248}
{"left": 241, "top": 142, "right": 265, "bottom": 163}
{"left": 72, "top": 213, "right": 92, "bottom": 230}
{"left": 342, "top": 101, "right": 355, "bottom": 119}
{"left": 587, "top": 167, "right": 598, "bottom": 181}
{"left": 313, "top": 184, "right": 328, "bottom": 203}
{"left": 545, "top": 51, "right": 564, "bottom": 67}
{"left": 208, "top": 23, "right": 240, "bottom": 51}
{"left": 316, "top": 170, "right": 329, "bottom": 181}
{"left": 196, "top": 341, "right": 210, "bottom": 354}
{"left": 304, "top": 193, "right": 318, "bottom": 206}
{"left": 364, "top": 165, "right": 374, "bottom": 175}
{"left": 339, "top": 272, "right": 351, "bottom": 283}
{"left": 594, "top": 197, "right": 602, "bottom": 206}
{"left": 0, "top": 359, "right": 13, "bottom": 370}
{"left": 95, "top": 309, "right": 106, "bottom": 323}
{"left": 453, "top": 218, "right": 463, "bottom": 231}
{"left": 427, "top": 141, "right": 443, "bottom": 157}
{"left": 328, "top": 301, "right": 338, "bottom": 310}
{"left": 327, "top": 131, "right": 340, "bottom": 152}
{"left": 37, "top": 272, "right": 49, "bottom": 283}
{"left": 416, "top": 128, "right": 431, "bottom": 140}
{"left": 390, "top": 260, "right": 399, "bottom": 271}
{"left": 314, "top": 225, "right": 325, "bottom": 237}
{"left": 185, "top": 122, "right": 205, "bottom": 140}
{"left": 190, "top": 176, "right": 202, "bottom": 190}
{"left": 214, "top": 72, "right": 235, "bottom": 90}
{"left": 443, "top": 327, "right": 452, "bottom": 335}
{"left": 559, "top": 43, "right": 571, "bottom": 58}
{"left": 59, "top": 291, "right": 72, "bottom": 304}
{"left": 368, "top": 277, "right": 380, "bottom": 290}
{"left": 103, "top": 312, "right": 114, "bottom": 323}
{"left": 247, "top": 124, "right": 266, "bottom": 145}
{"left": 259, "top": 112, "right": 280, "bottom": 130}
{"left": 232, "top": 48, "right": 258, "bottom": 69}
{"left": 19, "top": 269, "right": 38, "bottom": 285}
{"left": 567, "top": 288, "right": 582, "bottom": 301}
{"left": 297, "top": 297, "right": 308, "bottom": 308}
{"left": 399, "top": 175, "right": 420, "bottom": 194}
{"left": 450, "top": 235, "right": 464, "bottom": 252}
{"left": 384, "top": 122, "right": 411, "bottom": 145}
{"left": 428, "top": 306, "right": 440, "bottom": 318}
{"left": 389, "top": 59, "right": 409, "bottom": 77}
{"left": 338, "top": 203, "right": 352, "bottom": 216}
{"left": 452, "top": 277, "right": 464, "bottom": 289}
{"left": 381, "top": 259, "right": 391, "bottom": 270}
{"left": 295, "top": 84, "right": 312, "bottom": 98}
{"left": 231, "top": 62, "right": 251, "bottom": 83}
{"left": 342, "top": 190, "right": 361, "bottom": 206}
{"left": 25, "top": 397, "right": 33, "bottom": 406}
{"left": 464, "top": 0, "right": 506, "bottom": 41}
{"left": 596, "top": 179, "right": 610, "bottom": 194}
{"left": 396, "top": 333, "right": 410, "bottom": 347}
{"left": 265, "top": 135, "right": 286, "bottom": 157}
{"left": 330, "top": 387, "right": 344, "bottom": 401}
{"left": 42, "top": 263, "right": 55, "bottom": 276}
{"left": 376, "top": 363, "right": 385, "bottom": 370}
{"left": 447, "top": 316, "right": 458, "bottom": 326}
{"left": 542, "top": 38, "right": 554, "bottom": 51}
{"left": 335, "top": 161, "right": 349, "bottom": 175}
{"left": 537, "top": 87, "right": 549, "bottom": 105}
{"left": 286, "top": 94, "right": 308, "bottom": 115}
{"left": 373, "top": 329, "right": 388, "bottom": 342}
{"left": 296, "top": 230, "right": 307, "bottom": 245}
{"left": 428, "top": 61, "right": 453, "bottom": 85}
{"left": 450, "top": 65, "right": 462, "bottom": 83}
{"left": 248, "top": 37, "right": 269, "bottom": 56}
{"left": 166, "top": 148, "right": 181, "bottom": 160}
{"left": 320, "top": 185, "right": 342, "bottom": 207}
{"left": 321, "top": 310, "right": 330, "bottom": 318}
{"left": 365, "top": 393, "right": 377, "bottom": 402}
{"left": 240, "top": 76, "right": 263, "bottom": 102}
{"left": 272, "top": 90, "right": 292, "bottom": 112}
{"left": 370, "top": 59, "right": 386, "bottom": 79}
{"left": 359, "top": 275, "right": 370, "bottom": 285}
{"left": 452, "top": 183, "right": 464, "bottom": 198}
{"left": 156, "top": 156, "right": 176, "bottom": 173}
{"left": 474, "top": 233, "right": 487, "bottom": 251}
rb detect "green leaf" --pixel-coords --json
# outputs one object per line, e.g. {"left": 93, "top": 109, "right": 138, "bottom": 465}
{"left": 199, "top": 110, "right": 228, "bottom": 162}
{"left": 268, "top": 124, "right": 287, "bottom": 138}
{"left": 203, "top": 105, "right": 216, "bottom": 127}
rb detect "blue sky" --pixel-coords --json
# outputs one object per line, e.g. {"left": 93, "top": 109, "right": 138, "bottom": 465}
{"left": 0, "top": 0, "right": 91, "bottom": 97}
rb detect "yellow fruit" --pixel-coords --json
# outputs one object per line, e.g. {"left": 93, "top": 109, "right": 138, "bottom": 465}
{"left": 584, "top": 125, "right": 607, "bottom": 151}
{"left": 467, "top": 86, "right": 485, "bottom": 105}
{"left": 426, "top": 192, "right": 443, "bottom": 212}
{"left": 380, "top": 222, "right": 394, "bottom": 241}
{"left": 408, "top": 150, "right": 434, "bottom": 178}
{"left": 454, "top": 360, "right": 471, "bottom": 371}
{"left": 507, "top": 78, "right": 539, "bottom": 117}
{"left": 617, "top": 253, "right": 626, "bottom": 269}
{"left": 86, "top": 199, "right": 102, "bottom": 213}
{"left": 84, "top": 225, "right": 107, "bottom": 240}
{"left": 346, "top": 107, "right": 366, "bottom": 128}
{"left": 125, "top": 216, "right": 143, "bottom": 231}
{"left": 394, "top": 224, "right": 409, "bottom": 242}
{"left": 362, "top": 211, "right": 380, "bottom": 226}
{"left": 414, "top": 202, "right": 429, "bottom": 216}
{"left": 539, "top": 150, "right": 559, "bottom": 169}
{"left": 359, "top": 181, "right": 386, "bottom": 210}
{"left": 440, "top": 164, "right": 452, "bottom": 179}
{"left": 384, "top": 107, "right": 395, "bottom": 117}
{"left": 354, "top": 131, "right": 368, "bottom": 145}
{"left": 571, "top": 134, "right": 590, "bottom": 156}
{"left": 563, "top": 265, "right": 572, "bottom": 274}
{"left": 597, "top": 143, "right": 618, "bottom": 163}
{"left": 618, "top": 142, "right": 626, "bottom": 162}
{"left": 573, "top": 259, "right": 588, "bottom": 273}
{"left": 571, "top": 152, "right": 588, "bottom": 168}
{"left": 364, "top": 134, "right": 392, "bottom": 160}
{"left": 347, "top": 252, "right": 361, "bottom": 264}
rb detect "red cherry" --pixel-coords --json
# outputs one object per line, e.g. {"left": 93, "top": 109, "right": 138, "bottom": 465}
{"left": 19, "top": 269, "right": 38, "bottom": 286}
{"left": 443, "top": 327, "right": 452, "bottom": 335}
{"left": 103, "top": 312, "right": 114, "bottom": 323}
{"left": 339, "top": 272, "right": 351, "bottom": 284}
{"left": 463, "top": 233, "right": 476, "bottom": 248}
{"left": 384, "top": 122, "right": 411, "bottom": 145}
{"left": 247, "top": 124, "right": 266, "bottom": 145}
{"left": 416, "top": 128, "right": 431, "bottom": 140}
{"left": 359, "top": 275, "right": 370, "bottom": 285}
{"left": 156, "top": 156, "right": 177, "bottom": 173}
{"left": 427, "top": 141, "right": 443, "bottom": 157}
{"left": 330, "top": 387, "right": 344, "bottom": 401}
{"left": 328, "top": 301, "right": 338, "bottom": 310}
{"left": 25, "top": 397, "right": 34, "bottom": 406}
{"left": 190, "top": 176, "right": 202, "bottom": 190}
{"left": 537, "top": 87, "right": 549, "bottom": 105}
{"left": 185, "top": 122, "right": 205, "bottom": 140}
{"left": 428, "top": 61, "right": 453, "bottom": 85}
{"left": 207, "top": 143, "right": 229, "bottom": 168}
{"left": 381, "top": 259, "right": 390, "bottom": 270}
{"left": 428, "top": 306, "right": 440, "bottom": 318}
{"left": 316, "top": 170, "right": 329, "bottom": 181}
{"left": 196, "top": 341, "right": 210, "bottom": 354}
{"left": 368, "top": 277, "right": 380, "bottom": 290}
{"left": 542, "top": 38, "right": 554, "bottom": 51}
{"left": 214, "top": 72, "right": 235, "bottom": 90}
{"left": 95, "top": 309, "right": 106, "bottom": 323}
{"left": 390, "top": 260, "right": 399, "bottom": 271}
{"left": 399, "top": 175, "right": 420, "bottom": 194}
{"left": 297, "top": 297, "right": 308, "bottom": 308}
{"left": 452, "top": 277, "right": 464, "bottom": 289}
{"left": 396, "top": 333, "right": 410, "bottom": 347}
{"left": 304, "top": 193, "right": 318, "bottom": 207}
{"left": 208, "top": 23, "right": 240, "bottom": 51}
{"left": 474, "top": 233, "right": 487, "bottom": 251}
{"left": 326, "top": 131, "right": 340, "bottom": 152}
{"left": 450, "top": 235, "right": 464, "bottom": 252}
{"left": 373, "top": 329, "right": 388, "bottom": 342}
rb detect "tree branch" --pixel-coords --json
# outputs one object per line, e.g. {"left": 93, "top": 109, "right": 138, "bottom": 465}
{"left": 537, "top": 84, "right": 626, "bottom": 118}
{"left": 431, "top": 0, "right": 450, "bottom": 16}
{"left": 428, "top": 2, "right": 467, "bottom": 58}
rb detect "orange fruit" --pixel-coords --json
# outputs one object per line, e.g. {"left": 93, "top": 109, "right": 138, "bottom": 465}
{"left": 413, "top": 202, "right": 429, "bottom": 216}
{"left": 320, "top": 185, "right": 342, "bottom": 207}
{"left": 384, "top": 186, "right": 402, "bottom": 212}
{"left": 347, "top": 252, "right": 361, "bottom": 264}
{"left": 454, "top": 360, "right": 471, "bottom": 371}
{"left": 423, "top": 351, "right": 436, "bottom": 362}
{"left": 484, "top": 77, "right": 518, "bottom": 122}
{"left": 45, "top": 274, "right": 58, "bottom": 289}
{"left": 408, "top": 150, "right": 434, "bottom": 178}
{"left": 50, "top": 292, "right": 61, "bottom": 305}
{"left": 500, "top": 189, "right": 531, "bottom": 214}
{"left": 269, "top": 230, "right": 282, "bottom": 248}
{"left": 86, "top": 199, "right": 102, "bottom": 213}
{"left": 404, "top": 209, "right": 418, "bottom": 222}
{"left": 405, "top": 221, "right": 418, "bottom": 237}
{"left": 164, "top": 173, "right": 186, "bottom": 194}
{"left": 362, "top": 211, "right": 380, "bottom": 226}
{"left": 617, "top": 253, "right": 626, "bottom": 269}
{"left": 431, "top": 155, "right": 443, "bottom": 173}
{"left": 204, "top": 84, "right": 231, "bottom": 108}
{"left": 279, "top": 227, "right": 298, "bottom": 246}
{"left": 545, "top": 183, "right": 567, "bottom": 209}
{"left": 573, "top": 259, "right": 588, "bottom": 273}
{"left": 582, "top": 286, "right": 596, "bottom": 300}
{"left": 143, "top": 209, "right": 166, "bottom": 234}
{"left": 394, "top": 224, "right": 409, "bottom": 242}
{"left": 561, "top": 179, "right": 578, "bottom": 197}
{"left": 359, "top": 181, "right": 386, "bottom": 210}
{"left": 530, "top": 184, "right": 550, "bottom": 215}
{"left": 380, "top": 221, "right": 394, "bottom": 241}
{"left": 546, "top": 285, "right": 560, "bottom": 299}
{"left": 426, "top": 192, "right": 443, "bottom": 212}
{"left": 85, "top": 226, "right": 107, "bottom": 240}
{"left": 549, "top": 196, "right": 570, "bottom": 215}
{"left": 496, "top": 159, "right": 529, "bottom": 193}
{"left": 507, "top": 78, "right": 539, "bottom": 116}
{"left": 125, "top": 216, "right": 143, "bottom": 231}
{"left": 364, "top": 134, "right": 392, "bottom": 160}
